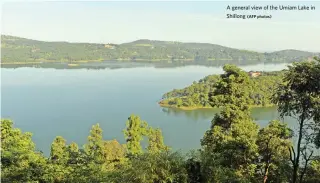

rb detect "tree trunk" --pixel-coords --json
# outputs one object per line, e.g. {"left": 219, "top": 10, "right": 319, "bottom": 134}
{"left": 263, "top": 164, "right": 270, "bottom": 183}
{"left": 293, "top": 164, "right": 299, "bottom": 183}
{"left": 299, "top": 150, "right": 313, "bottom": 183}
{"left": 292, "top": 117, "right": 304, "bottom": 183}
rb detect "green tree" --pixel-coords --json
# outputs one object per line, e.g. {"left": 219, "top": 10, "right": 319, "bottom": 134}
{"left": 185, "top": 150, "right": 203, "bottom": 183}
{"left": 201, "top": 65, "right": 259, "bottom": 182}
{"left": 85, "top": 123, "right": 105, "bottom": 163}
{"left": 67, "top": 142, "right": 80, "bottom": 165}
{"left": 111, "top": 152, "right": 188, "bottom": 183}
{"left": 65, "top": 142, "right": 85, "bottom": 182}
{"left": 44, "top": 136, "right": 71, "bottom": 182}
{"left": 147, "top": 127, "right": 170, "bottom": 154}
{"left": 304, "top": 158, "right": 320, "bottom": 183}
{"left": 50, "top": 136, "right": 69, "bottom": 164}
{"left": 123, "top": 114, "right": 148, "bottom": 156}
{"left": 272, "top": 58, "right": 320, "bottom": 183}
{"left": 65, "top": 142, "right": 97, "bottom": 183}
{"left": 103, "top": 139, "right": 127, "bottom": 171}
{"left": 174, "top": 98, "right": 183, "bottom": 107}
{"left": 257, "top": 120, "right": 293, "bottom": 183}
{"left": 83, "top": 123, "right": 106, "bottom": 182}
{"left": 1, "top": 119, "right": 47, "bottom": 183}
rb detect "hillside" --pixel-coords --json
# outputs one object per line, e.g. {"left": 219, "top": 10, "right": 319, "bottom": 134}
{"left": 1, "top": 35, "right": 317, "bottom": 64}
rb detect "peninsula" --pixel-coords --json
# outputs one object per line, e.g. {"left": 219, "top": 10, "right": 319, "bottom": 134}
{"left": 159, "top": 69, "right": 285, "bottom": 110}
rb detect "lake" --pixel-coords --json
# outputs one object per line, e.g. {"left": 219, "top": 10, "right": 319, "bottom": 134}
{"left": 1, "top": 63, "right": 297, "bottom": 156}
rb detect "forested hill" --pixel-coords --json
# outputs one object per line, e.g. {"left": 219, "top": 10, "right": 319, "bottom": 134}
{"left": 160, "top": 70, "right": 285, "bottom": 110}
{"left": 1, "top": 35, "right": 318, "bottom": 64}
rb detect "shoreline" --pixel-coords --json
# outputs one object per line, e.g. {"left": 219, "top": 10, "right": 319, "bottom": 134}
{"left": 0, "top": 59, "right": 196, "bottom": 65}
{"left": 159, "top": 102, "right": 275, "bottom": 111}
{"left": 159, "top": 103, "right": 213, "bottom": 110}
{"left": 0, "top": 60, "right": 101, "bottom": 65}
{"left": 1, "top": 59, "right": 290, "bottom": 65}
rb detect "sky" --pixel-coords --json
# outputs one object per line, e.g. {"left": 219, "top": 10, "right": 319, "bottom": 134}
{"left": 1, "top": 1, "right": 320, "bottom": 52}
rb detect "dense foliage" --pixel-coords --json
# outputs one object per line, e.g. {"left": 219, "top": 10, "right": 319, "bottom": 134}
{"left": 201, "top": 64, "right": 260, "bottom": 182}
{"left": 1, "top": 59, "right": 320, "bottom": 183}
{"left": 272, "top": 58, "right": 320, "bottom": 183}
{"left": 1, "top": 35, "right": 317, "bottom": 64}
{"left": 161, "top": 70, "right": 285, "bottom": 109}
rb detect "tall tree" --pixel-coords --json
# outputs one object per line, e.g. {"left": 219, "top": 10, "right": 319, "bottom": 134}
{"left": 50, "top": 136, "right": 69, "bottom": 164}
{"left": 67, "top": 142, "right": 80, "bottom": 165}
{"left": 83, "top": 123, "right": 106, "bottom": 182}
{"left": 257, "top": 120, "right": 293, "bottom": 183}
{"left": 85, "top": 123, "right": 105, "bottom": 163}
{"left": 272, "top": 58, "right": 320, "bottom": 183}
{"left": 123, "top": 114, "right": 148, "bottom": 156}
{"left": 201, "top": 65, "right": 259, "bottom": 182}
{"left": 304, "top": 157, "right": 320, "bottom": 183}
{"left": 45, "top": 136, "right": 71, "bottom": 182}
{"left": 65, "top": 142, "right": 86, "bottom": 183}
{"left": 1, "top": 119, "right": 47, "bottom": 182}
{"left": 147, "top": 127, "right": 169, "bottom": 154}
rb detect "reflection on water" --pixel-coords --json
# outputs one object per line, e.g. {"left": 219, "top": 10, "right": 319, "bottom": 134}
{"left": 162, "top": 106, "right": 293, "bottom": 128}
{"left": 162, "top": 107, "right": 220, "bottom": 122}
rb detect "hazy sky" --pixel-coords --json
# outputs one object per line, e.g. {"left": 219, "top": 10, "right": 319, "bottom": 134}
{"left": 1, "top": 1, "right": 320, "bottom": 52}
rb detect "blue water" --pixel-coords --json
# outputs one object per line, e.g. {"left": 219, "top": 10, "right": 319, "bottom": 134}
{"left": 1, "top": 63, "right": 294, "bottom": 155}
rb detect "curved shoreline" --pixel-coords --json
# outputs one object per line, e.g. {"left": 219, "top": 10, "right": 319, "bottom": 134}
{"left": 159, "top": 103, "right": 213, "bottom": 110}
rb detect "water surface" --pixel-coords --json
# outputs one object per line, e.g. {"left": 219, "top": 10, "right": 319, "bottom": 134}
{"left": 1, "top": 63, "right": 296, "bottom": 155}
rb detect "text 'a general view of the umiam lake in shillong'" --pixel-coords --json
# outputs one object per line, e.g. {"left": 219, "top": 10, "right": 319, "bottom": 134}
{"left": 226, "top": 4, "right": 316, "bottom": 19}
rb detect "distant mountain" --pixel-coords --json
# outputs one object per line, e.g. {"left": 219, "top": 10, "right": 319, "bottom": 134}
{"left": 1, "top": 35, "right": 318, "bottom": 64}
